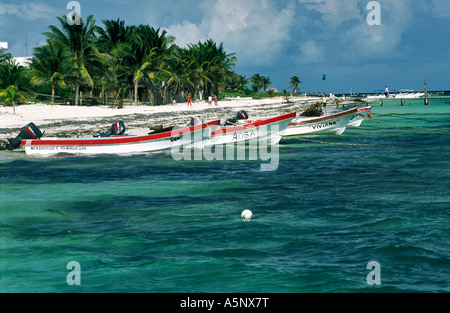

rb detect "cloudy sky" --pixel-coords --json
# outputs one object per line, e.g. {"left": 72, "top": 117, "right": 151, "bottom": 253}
{"left": 1, "top": 0, "right": 449, "bottom": 93}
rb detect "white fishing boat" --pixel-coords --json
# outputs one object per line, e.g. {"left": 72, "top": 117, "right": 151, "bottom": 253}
{"left": 366, "top": 90, "right": 424, "bottom": 100}
{"left": 19, "top": 118, "right": 220, "bottom": 156}
{"left": 205, "top": 112, "right": 296, "bottom": 146}
{"left": 365, "top": 93, "right": 394, "bottom": 100}
{"left": 282, "top": 107, "right": 358, "bottom": 137}
{"left": 347, "top": 106, "right": 372, "bottom": 127}
{"left": 393, "top": 92, "right": 424, "bottom": 99}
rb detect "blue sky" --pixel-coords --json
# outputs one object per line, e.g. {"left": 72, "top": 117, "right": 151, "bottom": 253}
{"left": 1, "top": 0, "right": 449, "bottom": 93}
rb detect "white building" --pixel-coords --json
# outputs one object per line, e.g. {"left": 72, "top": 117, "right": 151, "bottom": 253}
{"left": 14, "top": 56, "right": 32, "bottom": 67}
{"left": 0, "top": 42, "right": 8, "bottom": 55}
{"left": 1, "top": 41, "right": 32, "bottom": 67}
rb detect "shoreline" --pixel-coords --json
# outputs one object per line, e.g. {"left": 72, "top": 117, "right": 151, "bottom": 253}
{"left": 0, "top": 96, "right": 318, "bottom": 139}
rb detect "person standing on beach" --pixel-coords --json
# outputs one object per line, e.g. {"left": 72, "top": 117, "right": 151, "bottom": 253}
{"left": 322, "top": 94, "right": 327, "bottom": 106}
{"left": 208, "top": 95, "right": 212, "bottom": 106}
{"left": 187, "top": 93, "right": 192, "bottom": 107}
{"left": 385, "top": 86, "right": 389, "bottom": 98}
{"left": 214, "top": 94, "right": 218, "bottom": 106}
{"left": 322, "top": 94, "right": 327, "bottom": 114}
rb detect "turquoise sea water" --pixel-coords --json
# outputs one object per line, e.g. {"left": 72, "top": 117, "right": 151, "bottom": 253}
{"left": 0, "top": 98, "right": 449, "bottom": 293}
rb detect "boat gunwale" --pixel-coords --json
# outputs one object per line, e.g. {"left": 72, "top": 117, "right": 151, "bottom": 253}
{"left": 288, "top": 107, "right": 358, "bottom": 126}
{"left": 357, "top": 106, "right": 372, "bottom": 113}
{"left": 22, "top": 120, "right": 221, "bottom": 147}
{"left": 213, "top": 112, "right": 296, "bottom": 136}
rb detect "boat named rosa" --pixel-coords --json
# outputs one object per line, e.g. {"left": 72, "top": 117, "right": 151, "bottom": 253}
{"left": 282, "top": 107, "right": 358, "bottom": 137}
{"left": 20, "top": 117, "right": 220, "bottom": 156}
{"left": 206, "top": 112, "right": 296, "bottom": 146}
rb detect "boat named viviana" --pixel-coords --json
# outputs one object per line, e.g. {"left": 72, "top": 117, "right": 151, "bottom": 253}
{"left": 206, "top": 111, "right": 296, "bottom": 146}
{"left": 283, "top": 107, "right": 358, "bottom": 137}
{"left": 19, "top": 117, "right": 220, "bottom": 156}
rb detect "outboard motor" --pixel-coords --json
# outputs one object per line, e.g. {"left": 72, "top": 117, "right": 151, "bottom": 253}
{"left": 100, "top": 121, "right": 126, "bottom": 137}
{"left": 226, "top": 110, "right": 249, "bottom": 125}
{"left": 6, "top": 122, "right": 43, "bottom": 150}
{"left": 186, "top": 116, "right": 204, "bottom": 127}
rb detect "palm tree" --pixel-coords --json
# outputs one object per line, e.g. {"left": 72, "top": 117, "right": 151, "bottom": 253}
{"left": 164, "top": 46, "right": 195, "bottom": 102}
{"left": 179, "top": 44, "right": 210, "bottom": 99}
{"left": 0, "top": 53, "right": 14, "bottom": 87}
{"left": 96, "top": 18, "right": 133, "bottom": 51}
{"left": 29, "top": 42, "right": 67, "bottom": 104}
{"left": 95, "top": 19, "right": 135, "bottom": 107}
{"left": 225, "top": 73, "right": 249, "bottom": 94}
{"left": 235, "top": 74, "right": 250, "bottom": 94}
{"left": 261, "top": 76, "right": 271, "bottom": 91}
{"left": 182, "top": 40, "right": 236, "bottom": 99}
{"left": 101, "top": 55, "right": 131, "bottom": 108}
{"left": 203, "top": 40, "right": 236, "bottom": 96}
{"left": 45, "top": 14, "right": 99, "bottom": 105}
{"left": 0, "top": 85, "right": 29, "bottom": 114}
{"left": 0, "top": 52, "right": 11, "bottom": 64}
{"left": 94, "top": 49, "right": 123, "bottom": 107}
{"left": 250, "top": 74, "right": 264, "bottom": 92}
{"left": 0, "top": 56, "right": 25, "bottom": 89}
{"left": 113, "top": 25, "right": 173, "bottom": 105}
{"left": 289, "top": 76, "right": 302, "bottom": 95}
{"left": 33, "top": 15, "right": 240, "bottom": 107}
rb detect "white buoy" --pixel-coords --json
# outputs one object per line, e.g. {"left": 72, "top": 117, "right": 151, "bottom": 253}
{"left": 241, "top": 210, "right": 253, "bottom": 220}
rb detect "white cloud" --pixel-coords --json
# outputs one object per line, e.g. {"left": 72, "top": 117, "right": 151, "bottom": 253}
{"left": 298, "top": 0, "right": 363, "bottom": 28}
{"left": 298, "top": 41, "right": 324, "bottom": 64}
{"left": 369, "top": 1, "right": 412, "bottom": 53}
{"left": 432, "top": 0, "right": 450, "bottom": 18}
{"left": 292, "top": 0, "right": 432, "bottom": 65}
{"left": 165, "top": 21, "right": 207, "bottom": 48}
{"left": 162, "top": 0, "right": 424, "bottom": 69}
{"left": 0, "top": 2, "right": 64, "bottom": 56}
{"left": 164, "top": 0, "right": 297, "bottom": 66}
{"left": 0, "top": 2, "right": 61, "bottom": 21}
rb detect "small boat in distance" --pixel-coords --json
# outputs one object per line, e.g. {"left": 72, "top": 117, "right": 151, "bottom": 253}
{"left": 282, "top": 107, "right": 358, "bottom": 137}
{"left": 21, "top": 117, "right": 220, "bottom": 156}
{"left": 206, "top": 112, "right": 296, "bottom": 146}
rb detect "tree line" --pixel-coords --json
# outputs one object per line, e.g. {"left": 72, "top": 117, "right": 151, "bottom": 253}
{"left": 0, "top": 15, "right": 303, "bottom": 107}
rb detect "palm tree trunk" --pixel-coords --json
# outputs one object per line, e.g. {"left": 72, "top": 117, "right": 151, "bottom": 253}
{"left": 134, "top": 80, "right": 139, "bottom": 105}
{"left": 75, "top": 83, "right": 80, "bottom": 105}
{"left": 102, "top": 85, "right": 106, "bottom": 105}
{"left": 51, "top": 85, "right": 56, "bottom": 105}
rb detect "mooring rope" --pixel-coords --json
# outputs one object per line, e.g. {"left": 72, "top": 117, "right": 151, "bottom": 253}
{"left": 293, "top": 137, "right": 378, "bottom": 147}
{"left": 367, "top": 119, "right": 450, "bottom": 134}
{"left": 374, "top": 112, "right": 450, "bottom": 119}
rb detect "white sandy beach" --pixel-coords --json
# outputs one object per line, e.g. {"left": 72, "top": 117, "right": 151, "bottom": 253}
{"left": 0, "top": 96, "right": 319, "bottom": 139}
